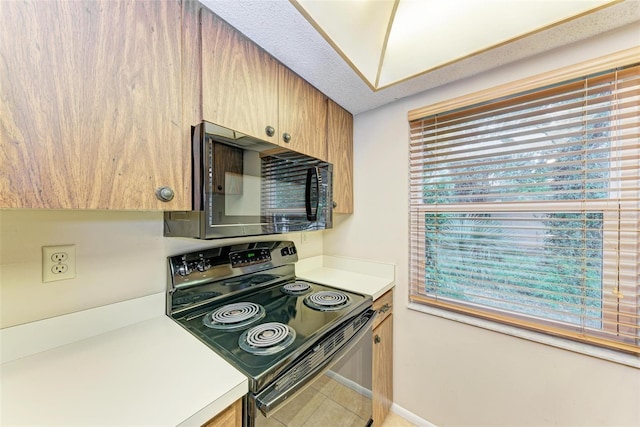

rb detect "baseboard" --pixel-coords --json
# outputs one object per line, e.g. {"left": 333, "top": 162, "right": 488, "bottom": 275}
{"left": 390, "top": 403, "right": 437, "bottom": 427}
{"left": 325, "top": 370, "right": 373, "bottom": 399}
{"left": 319, "top": 370, "right": 437, "bottom": 427}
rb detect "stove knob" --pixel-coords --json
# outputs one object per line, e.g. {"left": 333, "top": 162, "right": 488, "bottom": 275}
{"left": 196, "top": 261, "right": 211, "bottom": 272}
{"left": 177, "top": 263, "right": 192, "bottom": 276}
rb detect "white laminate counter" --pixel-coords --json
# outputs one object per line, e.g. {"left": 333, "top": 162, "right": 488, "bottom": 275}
{"left": 296, "top": 255, "right": 395, "bottom": 300}
{"left": 0, "top": 255, "right": 394, "bottom": 426}
{"left": 0, "top": 293, "right": 247, "bottom": 427}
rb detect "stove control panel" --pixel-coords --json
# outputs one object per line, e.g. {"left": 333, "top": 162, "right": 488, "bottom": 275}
{"left": 230, "top": 248, "right": 271, "bottom": 268}
{"left": 169, "top": 241, "right": 299, "bottom": 291}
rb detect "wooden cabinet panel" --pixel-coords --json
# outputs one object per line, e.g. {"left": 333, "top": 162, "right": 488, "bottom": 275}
{"left": 200, "top": 9, "right": 334, "bottom": 164}
{"left": 373, "top": 314, "right": 393, "bottom": 425}
{"left": 278, "top": 67, "right": 328, "bottom": 161}
{"left": 373, "top": 291, "right": 393, "bottom": 425}
{"left": 0, "top": 0, "right": 188, "bottom": 210}
{"left": 327, "top": 100, "right": 354, "bottom": 213}
{"left": 201, "top": 9, "right": 279, "bottom": 144}
{"left": 203, "top": 398, "right": 242, "bottom": 427}
{"left": 372, "top": 289, "right": 393, "bottom": 330}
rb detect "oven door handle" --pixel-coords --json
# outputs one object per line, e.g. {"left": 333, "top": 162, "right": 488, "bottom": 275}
{"left": 254, "top": 309, "right": 377, "bottom": 417}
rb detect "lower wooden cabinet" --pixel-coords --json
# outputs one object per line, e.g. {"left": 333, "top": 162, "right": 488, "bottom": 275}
{"left": 372, "top": 290, "right": 394, "bottom": 424}
{"left": 203, "top": 398, "right": 242, "bottom": 427}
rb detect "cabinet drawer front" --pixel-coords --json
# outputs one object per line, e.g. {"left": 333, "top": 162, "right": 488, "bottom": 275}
{"left": 372, "top": 289, "right": 393, "bottom": 329}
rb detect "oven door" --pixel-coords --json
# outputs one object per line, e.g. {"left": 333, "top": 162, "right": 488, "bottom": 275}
{"left": 247, "top": 309, "right": 376, "bottom": 427}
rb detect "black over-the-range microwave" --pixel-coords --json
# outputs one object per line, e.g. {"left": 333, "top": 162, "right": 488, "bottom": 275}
{"left": 163, "top": 121, "right": 333, "bottom": 239}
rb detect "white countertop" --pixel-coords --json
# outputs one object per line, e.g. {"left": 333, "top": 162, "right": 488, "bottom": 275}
{"left": 296, "top": 255, "right": 396, "bottom": 300}
{"left": 0, "top": 255, "right": 394, "bottom": 426}
{"left": 0, "top": 294, "right": 247, "bottom": 427}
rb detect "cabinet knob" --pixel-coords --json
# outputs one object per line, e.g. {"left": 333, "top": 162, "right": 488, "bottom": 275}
{"left": 332, "top": 201, "right": 338, "bottom": 209}
{"left": 265, "top": 125, "right": 275, "bottom": 137}
{"left": 217, "top": 185, "right": 223, "bottom": 191}
{"left": 155, "top": 186, "right": 175, "bottom": 202}
{"left": 374, "top": 335, "right": 381, "bottom": 344}
{"left": 282, "top": 132, "right": 292, "bottom": 143}
{"left": 379, "top": 303, "right": 391, "bottom": 313}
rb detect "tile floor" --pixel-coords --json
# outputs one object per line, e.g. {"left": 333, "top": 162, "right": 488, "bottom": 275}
{"left": 380, "top": 412, "right": 417, "bottom": 427}
{"left": 260, "top": 373, "right": 417, "bottom": 427}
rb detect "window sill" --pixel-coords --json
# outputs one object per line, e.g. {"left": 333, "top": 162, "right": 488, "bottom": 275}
{"left": 408, "top": 302, "right": 640, "bottom": 369}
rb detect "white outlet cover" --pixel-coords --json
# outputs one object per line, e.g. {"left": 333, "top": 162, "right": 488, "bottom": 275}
{"left": 42, "top": 245, "right": 76, "bottom": 283}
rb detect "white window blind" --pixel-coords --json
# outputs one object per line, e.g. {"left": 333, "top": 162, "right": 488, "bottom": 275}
{"left": 409, "top": 64, "right": 639, "bottom": 354}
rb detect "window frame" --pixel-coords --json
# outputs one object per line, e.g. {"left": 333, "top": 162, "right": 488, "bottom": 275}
{"left": 407, "top": 47, "right": 640, "bottom": 359}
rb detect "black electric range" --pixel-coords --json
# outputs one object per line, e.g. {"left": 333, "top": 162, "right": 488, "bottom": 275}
{"left": 166, "top": 240, "right": 372, "bottom": 392}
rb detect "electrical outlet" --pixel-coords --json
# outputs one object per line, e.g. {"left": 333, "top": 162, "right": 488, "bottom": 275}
{"left": 42, "top": 245, "right": 76, "bottom": 283}
{"left": 51, "top": 252, "right": 68, "bottom": 263}
{"left": 51, "top": 264, "right": 68, "bottom": 274}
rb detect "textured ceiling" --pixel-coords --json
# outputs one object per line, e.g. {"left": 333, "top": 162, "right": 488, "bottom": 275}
{"left": 200, "top": 0, "right": 640, "bottom": 115}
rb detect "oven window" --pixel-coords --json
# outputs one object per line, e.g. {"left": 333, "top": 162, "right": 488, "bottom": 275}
{"left": 252, "top": 327, "right": 372, "bottom": 427}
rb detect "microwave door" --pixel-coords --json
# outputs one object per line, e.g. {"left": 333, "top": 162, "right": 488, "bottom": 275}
{"left": 261, "top": 157, "right": 318, "bottom": 233}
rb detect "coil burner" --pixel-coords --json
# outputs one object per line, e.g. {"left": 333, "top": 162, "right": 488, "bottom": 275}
{"left": 203, "top": 302, "right": 265, "bottom": 331}
{"left": 304, "top": 290, "right": 351, "bottom": 311}
{"left": 239, "top": 322, "right": 296, "bottom": 355}
{"left": 281, "top": 281, "right": 312, "bottom": 295}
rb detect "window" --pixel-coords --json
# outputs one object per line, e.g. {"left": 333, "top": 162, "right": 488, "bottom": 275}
{"left": 409, "top": 58, "right": 639, "bottom": 355}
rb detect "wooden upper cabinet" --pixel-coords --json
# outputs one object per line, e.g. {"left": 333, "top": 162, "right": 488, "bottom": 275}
{"left": 201, "top": 8, "right": 327, "bottom": 161}
{"left": 278, "top": 67, "right": 328, "bottom": 161}
{"left": 327, "top": 100, "right": 354, "bottom": 213}
{"left": 201, "top": 8, "right": 279, "bottom": 144}
{"left": 0, "top": 0, "right": 188, "bottom": 210}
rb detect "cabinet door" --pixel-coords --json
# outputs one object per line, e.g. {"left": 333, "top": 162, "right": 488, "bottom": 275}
{"left": 373, "top": 314, "right": 393, "bottom": 424}
{"left": 0, "top": 0, "right": 188, "bottom": 210}
{"left": 327, "top": 100, "right": 354, "bottom": 213}
{"left": 278, "top": 66, "right": 328, "bottom": 161}
{"left": 203, "top": 398, "right": 242, "bottom": 427}
{"left": 201, "top": 9, "right": 279, "bottom": 144}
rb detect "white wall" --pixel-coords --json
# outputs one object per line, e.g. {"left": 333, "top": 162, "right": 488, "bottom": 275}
{"left": 0, "top": 210, "right": 323, "bottom": 328}
{"left": 324, "top": 23, "right": 640, "bottom": 426}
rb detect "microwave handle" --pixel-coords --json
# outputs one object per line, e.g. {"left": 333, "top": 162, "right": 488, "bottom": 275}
{"left": 305, "top": 167, "right": 319, "bottom": 221}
